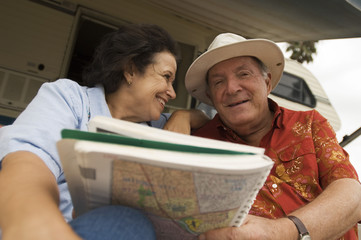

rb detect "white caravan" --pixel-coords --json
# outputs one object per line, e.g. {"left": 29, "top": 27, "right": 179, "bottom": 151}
{"left": 0, "top": 0, "right": 341, "bottom": 132}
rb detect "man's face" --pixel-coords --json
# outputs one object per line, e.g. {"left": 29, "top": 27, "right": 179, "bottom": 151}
{"left": 207, "top": 56, "right": 272, "bottom": 129}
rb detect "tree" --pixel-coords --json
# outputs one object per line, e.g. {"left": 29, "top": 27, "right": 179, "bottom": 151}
{"left": 286, "top": 40, "right": 318, "bottom": 64}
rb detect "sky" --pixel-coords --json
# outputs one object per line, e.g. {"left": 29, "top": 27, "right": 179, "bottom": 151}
{"left": 278, "top": 38, "right": 361, "bottom": 176}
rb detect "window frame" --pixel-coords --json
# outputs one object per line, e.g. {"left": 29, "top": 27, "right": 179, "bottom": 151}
{"left": 271, "top": 72, "right": 316, "bottom": 108}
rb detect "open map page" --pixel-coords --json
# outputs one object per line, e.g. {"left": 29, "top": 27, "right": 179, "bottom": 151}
{"left": 58, "top": 120, "right": 273, "bottom": 239}
{"left": 111, "top": 159, "right": 261, "bottom": 239}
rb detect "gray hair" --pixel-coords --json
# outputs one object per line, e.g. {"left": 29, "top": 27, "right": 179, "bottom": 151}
{"left": 252, "top": 57, "right": 269, "bottom": 79}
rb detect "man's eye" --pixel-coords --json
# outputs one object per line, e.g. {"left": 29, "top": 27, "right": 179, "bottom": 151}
{"left": 212, "top": 79, "right": 223, "bottom": 86}
{"left": 237, "top": 71, "right": 250, "bottom": 78}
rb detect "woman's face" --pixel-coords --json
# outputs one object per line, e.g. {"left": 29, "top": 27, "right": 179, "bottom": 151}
{"left": 126, "top": 51, "right": 177, "bottom": 122}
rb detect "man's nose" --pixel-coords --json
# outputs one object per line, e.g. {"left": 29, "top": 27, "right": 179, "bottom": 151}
{"left": 225, "top": 77, "right": 242, "bottom": 95}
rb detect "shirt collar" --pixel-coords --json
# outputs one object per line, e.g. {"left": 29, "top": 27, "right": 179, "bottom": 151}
{"left": 268, "top": 98, "right": 282, "bottom": 129}
{"left": 87, "top": 84, "right": 112, "bottom": 120}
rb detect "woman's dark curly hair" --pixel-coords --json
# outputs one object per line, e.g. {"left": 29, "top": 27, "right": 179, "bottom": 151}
{"left": 82, "top": 24, "right": 179, "bottom": 94}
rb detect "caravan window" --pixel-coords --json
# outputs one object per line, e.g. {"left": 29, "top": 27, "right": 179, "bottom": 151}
{"left": 271, "top": 72, "right": 316, "bottom": 108}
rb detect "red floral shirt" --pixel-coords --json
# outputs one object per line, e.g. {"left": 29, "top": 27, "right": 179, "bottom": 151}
{"left": 193, "top": 99, "right": 359, "bottom": 240}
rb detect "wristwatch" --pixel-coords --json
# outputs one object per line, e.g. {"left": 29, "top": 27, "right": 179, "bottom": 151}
{"left": 287, "top": 215, "right": 311, "bottom": 240}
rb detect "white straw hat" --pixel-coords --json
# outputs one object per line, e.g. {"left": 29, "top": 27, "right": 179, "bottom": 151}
{"left": 185, "top": 33, "right": 285, "bottom": 106}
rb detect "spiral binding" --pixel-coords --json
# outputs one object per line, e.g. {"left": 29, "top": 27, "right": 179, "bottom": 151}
{"left": 229, "top": 170, "right": 271, "bottom": 227}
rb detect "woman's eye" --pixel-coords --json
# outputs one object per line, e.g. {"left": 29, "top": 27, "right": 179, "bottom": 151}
{"left": 164, "top": 74, "right": 171, "bottom": 81}
{"left": 163, "top": 74, "right": 176, "bottom": 86}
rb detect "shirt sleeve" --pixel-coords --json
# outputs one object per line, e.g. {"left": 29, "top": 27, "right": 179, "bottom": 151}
{"left": 149, "top": 113, "right": 171, "bottom": 128}
{"left": 312, "top": 110, "right": 359, "bottom": 188}
{"left": 0, "top": 79, "right": 88, "bottom": 179}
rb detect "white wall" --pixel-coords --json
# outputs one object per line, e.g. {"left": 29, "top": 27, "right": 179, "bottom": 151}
{"left": 0, "top": 0, "right": 74, "bottom": 80}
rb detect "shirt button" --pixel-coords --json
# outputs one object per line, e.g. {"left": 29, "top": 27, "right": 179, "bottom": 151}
{"left": 272, "top": 183, "right": 277, "bottom": 189}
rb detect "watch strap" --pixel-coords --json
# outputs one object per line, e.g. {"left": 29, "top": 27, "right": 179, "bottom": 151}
{"left": 287, "top": 215, "right": 310, "bottom": 239}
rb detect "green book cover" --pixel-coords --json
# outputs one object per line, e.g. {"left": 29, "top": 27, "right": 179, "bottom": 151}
{"left": 61, "top": 129, "right": 253, "bottom": 155}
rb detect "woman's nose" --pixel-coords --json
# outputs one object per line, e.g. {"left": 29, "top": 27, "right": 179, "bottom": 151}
{"left": 167, "top": 84, "right": 176, "bottom": 99}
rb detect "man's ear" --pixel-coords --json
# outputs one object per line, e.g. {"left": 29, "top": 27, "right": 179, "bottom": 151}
{"left": 206, "top": 90, "right": 215, "bottom": 106}
{"left": 265, "top": 73, "right": 272, "bottom": 94}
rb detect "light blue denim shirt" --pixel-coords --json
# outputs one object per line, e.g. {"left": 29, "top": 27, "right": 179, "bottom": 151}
{"left": 0, "top": 78, "right": 169, "bottom": 222}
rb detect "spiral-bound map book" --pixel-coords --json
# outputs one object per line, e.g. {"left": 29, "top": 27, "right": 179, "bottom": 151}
{"left": 57, "top": 116, "right": 273, "bottom": 239}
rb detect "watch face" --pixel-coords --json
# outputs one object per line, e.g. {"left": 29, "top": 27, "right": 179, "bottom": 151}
{"left": 301, "top": 235, "right": 311, "bottom": 240}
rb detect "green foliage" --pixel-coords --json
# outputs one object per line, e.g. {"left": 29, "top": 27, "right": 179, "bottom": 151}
{"left": 286, "top": 41, "right": 318, "bottom": 64}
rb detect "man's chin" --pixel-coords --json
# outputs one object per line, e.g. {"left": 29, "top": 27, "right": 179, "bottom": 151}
{"left": 220, "top": 113, "right": 252, "bottom": 126}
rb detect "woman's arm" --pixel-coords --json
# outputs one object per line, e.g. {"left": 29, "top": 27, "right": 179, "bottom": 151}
{"left": 0, "top": 151, "right": 81, "bottom": 240}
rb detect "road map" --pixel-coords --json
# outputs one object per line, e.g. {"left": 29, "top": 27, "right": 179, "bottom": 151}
{"left": 111, "top": 159, "right": 259, "bottom": 238}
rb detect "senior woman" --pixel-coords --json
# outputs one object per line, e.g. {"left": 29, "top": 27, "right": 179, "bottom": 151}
{"left": 0, "top": 24, "right": 208, "bottom": 240}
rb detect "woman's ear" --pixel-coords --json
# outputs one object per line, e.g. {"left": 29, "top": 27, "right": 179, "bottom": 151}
{"left": 124, "top": 72, "right": 133, "bottom": 86}
{"left": 124, "top": 62, "right": 135, "bottom": 85}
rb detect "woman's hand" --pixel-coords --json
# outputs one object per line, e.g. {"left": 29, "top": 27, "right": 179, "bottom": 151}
{"left": 3, "top": 220, "right": 82, "bottom": 240}
{"left": 0, "top": 151, "right": 82, "bottom": 240}
{"left": 163, "top": 109, "right": 210, "bottom": 134}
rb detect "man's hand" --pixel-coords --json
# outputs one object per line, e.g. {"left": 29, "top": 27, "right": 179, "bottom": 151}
{"left": 199, "top": 178, "right": 361, "bottom": 240}
{"left": 198, "top": 215, "right": 297, "bottom": 240}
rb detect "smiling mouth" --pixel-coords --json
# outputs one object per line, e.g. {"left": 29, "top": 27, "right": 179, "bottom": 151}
{"left": 157, "top": 97, "right": 166, "bottom": 107}
{"left": 227, "top": 99, "right": 249, "bottom": 107}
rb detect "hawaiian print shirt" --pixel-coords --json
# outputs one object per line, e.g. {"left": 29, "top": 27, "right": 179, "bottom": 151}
{"left": 193, "top": 99, "right": 359, "bottom": 240}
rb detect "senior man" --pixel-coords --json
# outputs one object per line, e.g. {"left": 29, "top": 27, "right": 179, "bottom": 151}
{"left": 185, "top": 33, "right": 361, "bottom": 240}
